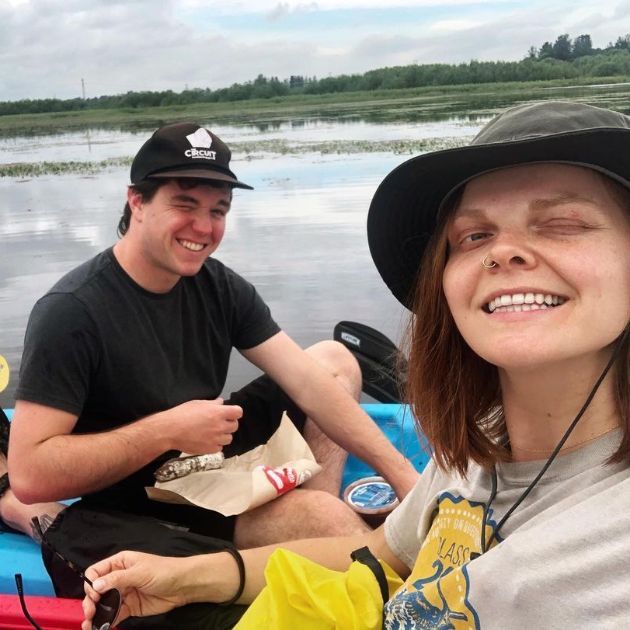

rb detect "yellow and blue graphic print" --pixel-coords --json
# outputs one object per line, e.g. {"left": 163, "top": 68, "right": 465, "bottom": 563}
{"left": 384, "top": 493, "right": 499, "bottom": 629}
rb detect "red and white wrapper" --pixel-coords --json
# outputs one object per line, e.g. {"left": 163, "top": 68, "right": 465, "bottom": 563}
{"left": 146, "top": 413, "right": 321, "bottom": 516}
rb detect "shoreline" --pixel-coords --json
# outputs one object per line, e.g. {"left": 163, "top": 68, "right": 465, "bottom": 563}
{"left": 1, "top": 76, "right": 629, "bottom": 138}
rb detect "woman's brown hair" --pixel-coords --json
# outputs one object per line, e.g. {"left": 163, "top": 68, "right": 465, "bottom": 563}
{"left": 403, "top": 174, "right": 630, "bottom": 476}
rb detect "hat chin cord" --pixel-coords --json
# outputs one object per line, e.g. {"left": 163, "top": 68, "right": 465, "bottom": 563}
{"left": 474, "top": 323, "right": 630, "bottom": 558}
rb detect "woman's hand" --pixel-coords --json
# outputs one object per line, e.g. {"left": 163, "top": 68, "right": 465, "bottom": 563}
{"left": 81, "top": 551, "right": 190, "bottom": 629}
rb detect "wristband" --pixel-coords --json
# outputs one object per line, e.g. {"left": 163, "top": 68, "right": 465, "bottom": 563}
{"left": 219, "top": 547, "right": 246, "bottom": 606}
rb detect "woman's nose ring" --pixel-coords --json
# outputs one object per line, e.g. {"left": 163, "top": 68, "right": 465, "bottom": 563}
{"left": 481, "top": 255, "right": 497, "bottom": 269}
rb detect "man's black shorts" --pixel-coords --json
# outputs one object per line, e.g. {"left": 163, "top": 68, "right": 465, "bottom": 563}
{"left": 42, "top": 374, "right": 306, "bottom": 627}
{"left": 223, "top": 373, "right": 307, "bottom": 457}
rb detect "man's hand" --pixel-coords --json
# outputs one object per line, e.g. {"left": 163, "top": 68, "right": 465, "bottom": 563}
{"left": 163, "top": 398, "right": 242, "bottom": 454}
{"left": 81, "top": 551, "right": 188, "bottom": 628}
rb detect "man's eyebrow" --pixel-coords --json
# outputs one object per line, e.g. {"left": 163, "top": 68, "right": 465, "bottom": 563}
{"left": 171, "top": 193, "right": 200, "bottom": 205}
{"left": 170, "top": 193, "right": 231, "bottom": 208}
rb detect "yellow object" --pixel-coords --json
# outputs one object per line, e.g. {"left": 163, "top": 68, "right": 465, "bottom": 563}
{"left": 0, "top": 354, "right": 9, "bottom": 393}
{"left": 235, "top": 548, "right": 403, "bottom": 630}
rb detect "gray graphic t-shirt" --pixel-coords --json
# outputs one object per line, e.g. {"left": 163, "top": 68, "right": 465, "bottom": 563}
{"left": 384, "top": 430, "right": 630, "bottom": 629}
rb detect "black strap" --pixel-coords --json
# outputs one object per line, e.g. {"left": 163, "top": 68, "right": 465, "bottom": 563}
{"left": 0, "top": 406, "right": 10, "bottom": 457}
{"left": 15, "top": 573, "right": 44, "bottom": 630}
{"left": 350, "top": 546, "right": 389, "bottom": 605}
{"left": 0, "top": 473, "right": 9, "bottom": 499}
{"left": 218, "top": 546, "right": 246, "bottom": 606}
{"left": 0, "top": 473, "right": 17, "bottom": 534}
{"left": 0, "top": 407, "right": 11, "bottom": 502}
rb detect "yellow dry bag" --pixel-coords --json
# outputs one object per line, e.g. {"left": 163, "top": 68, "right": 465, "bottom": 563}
{"left": 235, "top": 546, "right": 403, "bottom": 629}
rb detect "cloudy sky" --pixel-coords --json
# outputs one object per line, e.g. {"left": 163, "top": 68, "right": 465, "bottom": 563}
{"left": 2, "top": 0, "right": 630, "bottom": 102}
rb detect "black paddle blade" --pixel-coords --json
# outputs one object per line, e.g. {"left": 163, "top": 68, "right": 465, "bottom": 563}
{"left": 333, "top": 321, "right": 406, "bottom": 403}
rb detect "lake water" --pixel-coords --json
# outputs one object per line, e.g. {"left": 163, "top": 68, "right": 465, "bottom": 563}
{"left": 1, "top": 85, "right": 629, "bottom": 407}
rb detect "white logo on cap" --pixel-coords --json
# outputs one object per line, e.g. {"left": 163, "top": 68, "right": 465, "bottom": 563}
{"left": 186, "top": 128, "right": 213, "bottom": 148}
{"left": 185, "top": 128, "right": 217, "bottom": 160}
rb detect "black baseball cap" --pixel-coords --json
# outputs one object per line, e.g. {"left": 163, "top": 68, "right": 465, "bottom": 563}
{"left": 367, "top": 100, "right": 630, "bottom": 309}
{"left": 130, "top": 122, "right": 253, "bottom": 189}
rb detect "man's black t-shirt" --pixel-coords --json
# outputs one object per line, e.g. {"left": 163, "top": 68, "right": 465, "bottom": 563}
{"left": 16, "top": 248, "right": 280, "bottom": 524}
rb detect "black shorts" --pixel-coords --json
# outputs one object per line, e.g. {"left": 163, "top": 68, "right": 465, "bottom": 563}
{"left": 42, "top": 374, "right": 306, "bottom": 627}
{"left": 43, "top": 505, "right": 249, "bottom": 629}
{"left": 223, "top": 373, "right": 307, "bottom": 457}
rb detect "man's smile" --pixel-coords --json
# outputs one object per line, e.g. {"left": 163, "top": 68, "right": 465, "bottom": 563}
{"left": 177, "top": 239, "right": 206, "bottom": 252}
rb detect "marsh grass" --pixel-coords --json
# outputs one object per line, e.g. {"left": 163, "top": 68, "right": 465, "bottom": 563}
{"left": 0, "top": 137, "right": 466, "bottom": 178}
{"left": 0, "top": 157, "right": 131, "bottom": 178}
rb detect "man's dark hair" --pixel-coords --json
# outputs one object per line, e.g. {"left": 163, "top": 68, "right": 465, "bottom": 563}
{"left": 118, "top": 179, "right": 164, "bottom": 237}
{"left": 118, "top": 178, "right": 233, "bottom": 237}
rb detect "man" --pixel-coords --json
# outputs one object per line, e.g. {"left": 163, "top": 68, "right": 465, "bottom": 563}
{"left": 6, "top": 123, "right": 418, "bottom": 628}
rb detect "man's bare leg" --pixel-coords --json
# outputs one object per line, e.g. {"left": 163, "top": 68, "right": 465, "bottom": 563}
{"left": 234, "top": 487, "right": 369, "bottom": 548}
{"left": 234, "top": 340, "right": 369, "bottom": 548}
{"left": 0, "top": 452, "right": 65, "bottom": 539}
{"left": 299, "top": 340, "right": 361, "bottom": 494}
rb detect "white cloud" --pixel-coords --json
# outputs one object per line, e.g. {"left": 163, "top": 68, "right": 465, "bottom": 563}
{"left": 197, "top": 0, "right": 508, "bottom": 12}
{"left": 430, "top": 19, "right": 482, "bottom": 32}
{"left": 317, "top": 46, "right": 348, "bottom": 55}
{"left": 266, "top": 2, "right": 319, "bottom": 20}
{"left": 1, "top": 0, "right": 629, "bottom": 101}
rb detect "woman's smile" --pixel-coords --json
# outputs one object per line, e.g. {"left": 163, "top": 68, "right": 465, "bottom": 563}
{"left": 483, "top": 291, "right": 567, "bottom": 313}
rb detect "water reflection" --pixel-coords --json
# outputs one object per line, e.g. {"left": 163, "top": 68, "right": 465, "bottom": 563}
{"left": 0, "top": 152, "right": 407, "bottom": 407}
{"left": 0, "top": 116, "right": 481, "bottom": 166}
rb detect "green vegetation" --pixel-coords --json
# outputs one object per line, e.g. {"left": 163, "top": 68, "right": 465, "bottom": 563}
{"left": 1, "top": 137, "right": 467, "bottom": 178}
{"left": 1, "top": 157, "right": 130, "bottom": 178}
{"left": 1, "top": 32, "right": 629, "bottom": 120}
{"left": 531, "top": 33, "right": 630, "bottom": 62}
{"left": 1, "top": 75, "right": 630, "bottom": 139}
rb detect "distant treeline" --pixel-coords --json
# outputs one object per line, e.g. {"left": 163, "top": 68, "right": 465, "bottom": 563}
{"left": 2, "top": 33, "right": 630, "bottom": 116}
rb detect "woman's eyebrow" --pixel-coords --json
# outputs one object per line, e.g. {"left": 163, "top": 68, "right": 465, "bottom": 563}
{"left": 449, "top": 207, "right": 487, "bottom": 222}
{"left": 452, "top": 193, "right": 599, "bottom": 220}
{"left": 530, "top": 192, "right": 598, "bottom": 211}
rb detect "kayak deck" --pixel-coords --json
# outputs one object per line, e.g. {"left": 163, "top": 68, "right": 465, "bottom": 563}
{"left": 0, "top": 594, "right": 84, "bottom": 629}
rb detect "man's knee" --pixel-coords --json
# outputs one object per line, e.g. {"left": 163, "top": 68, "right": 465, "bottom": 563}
{"left": 306, "top": 340, "right": 361, "bottom": 395}
{"left": 234, "top": 488, "right": 368, "bottom": 546}
{"left": 283, "top": 488, "right": 370, "bottom": 536}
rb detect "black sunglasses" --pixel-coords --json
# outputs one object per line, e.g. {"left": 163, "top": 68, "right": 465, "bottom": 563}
{"left": 20, "top": 517, "right": 122, "bottom": 630}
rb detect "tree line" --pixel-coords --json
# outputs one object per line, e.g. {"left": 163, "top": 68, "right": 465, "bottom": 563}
{"left": 530, "top": 33, "right": 630, "bottom": 61}
{"left": 2, "top": 33, "right": 630, "bottom": 116}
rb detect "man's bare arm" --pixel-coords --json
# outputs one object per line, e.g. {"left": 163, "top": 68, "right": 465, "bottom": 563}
{"left": 241, "top": 332, "right": 419, "bottom": 500}
{"left": 8, "top": 398, "right": 242, "bottom": 504}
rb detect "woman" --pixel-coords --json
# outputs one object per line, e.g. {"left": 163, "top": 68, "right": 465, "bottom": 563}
{"left": 82, "top": 100, "right": 630, "bottom": 629}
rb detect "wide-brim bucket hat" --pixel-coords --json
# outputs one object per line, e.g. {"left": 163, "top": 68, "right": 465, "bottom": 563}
{"left": 367, "top": 100, "right": 630, "bottom": 309}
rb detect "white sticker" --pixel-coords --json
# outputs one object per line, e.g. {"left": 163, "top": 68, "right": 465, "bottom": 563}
{"left": 340, "top": 331, "right": 361, "bottom": 348}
